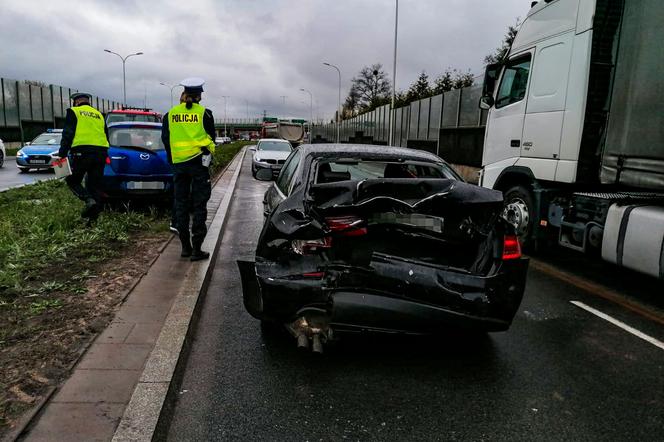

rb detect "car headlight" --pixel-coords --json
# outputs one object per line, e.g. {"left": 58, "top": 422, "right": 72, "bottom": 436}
{"left": 49, "top": 151, "right": 59, "bottom": 157}
{"left": 17, "top": 149, "right": 26, "bottom": 157}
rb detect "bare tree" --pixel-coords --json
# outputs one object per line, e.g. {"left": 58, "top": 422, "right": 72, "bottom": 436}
{"left": 348, "top": 63, "right": 392, "bottom": 111}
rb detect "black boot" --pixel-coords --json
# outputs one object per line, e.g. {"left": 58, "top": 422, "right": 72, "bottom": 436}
{"left": 190, "top": 243, "right": 210, "bottom": 261}
{"left": 81, "top": 198, "right": 98, "bottom": 219}
{"left": 180, "top": 235, "right": 193, "bottom": 258}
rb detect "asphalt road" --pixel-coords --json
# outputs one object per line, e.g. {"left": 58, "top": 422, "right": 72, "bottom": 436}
{"left": 0, "top": 158, "right": 54, "bottom": 191}
{"left": 167, "top": 153, "right": 664, "bottom": 441}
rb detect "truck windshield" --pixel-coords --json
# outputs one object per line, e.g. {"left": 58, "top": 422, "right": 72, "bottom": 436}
{"left": 259, "top": 141, "right": 292, "bottom": 152}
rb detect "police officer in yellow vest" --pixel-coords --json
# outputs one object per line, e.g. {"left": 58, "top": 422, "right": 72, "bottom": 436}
{"left": 59, "top": 92, "right": 109, "bottom": 222}
{"left": 161, "top": 78, "right": 216, "bottom": 261}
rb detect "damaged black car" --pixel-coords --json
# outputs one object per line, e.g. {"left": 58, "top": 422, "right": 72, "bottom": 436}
{"left": 238, "top": 145, "right": 528, "bottom": 351}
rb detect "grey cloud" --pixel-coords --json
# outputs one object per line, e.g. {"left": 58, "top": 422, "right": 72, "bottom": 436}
{"left": 0, "top": 0, "right": 528, "bottom": 121}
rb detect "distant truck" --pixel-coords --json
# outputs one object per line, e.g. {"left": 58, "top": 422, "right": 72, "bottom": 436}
{"left": 479, "top": 0, "right": 664, "bottom": 279}
{"left": 261, "top": 119, "right": 305, "bottom": 145}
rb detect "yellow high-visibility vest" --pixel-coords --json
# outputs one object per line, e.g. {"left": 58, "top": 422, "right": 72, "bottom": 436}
{"left": 168, "top": 103, "right": 216, "bottom": 164}
{"left": 71, "top": 105, "right": 109, "bottom": 148}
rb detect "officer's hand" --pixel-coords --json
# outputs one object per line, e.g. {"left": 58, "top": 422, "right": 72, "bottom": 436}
{"left": 57, "top": 150, "right": 66, "bottom": 158}
{"left": 201, "top": 147, "right": 211, "bottom": 155}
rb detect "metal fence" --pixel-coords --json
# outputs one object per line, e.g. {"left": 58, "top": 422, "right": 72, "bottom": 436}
{"left": 312, "top": 83, "right": 488, "bottom": 167}
{"left": 0, "top": 78, "right": 121, "bottom": 142}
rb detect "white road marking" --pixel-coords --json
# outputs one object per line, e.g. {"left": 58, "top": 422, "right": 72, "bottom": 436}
{"left": 570, "top": 301, "right": 664, "bottom": 351}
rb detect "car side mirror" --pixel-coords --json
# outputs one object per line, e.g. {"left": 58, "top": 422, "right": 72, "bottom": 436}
{"left": 479, "top": 95, "right": 495, "bottom": 110}
{"left": 24, "top": 142, "right": 31, "bottom": 146}
{"left": 249, "top": 146, "right": 256, "bottom": 151}
{"left": 255, "top": 168, "right": 274, "bottom": 181}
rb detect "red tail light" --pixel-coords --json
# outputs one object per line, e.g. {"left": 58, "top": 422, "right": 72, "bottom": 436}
{"left": 502, "top": 235, "right": 522, "bottom": 260}
{"left": 325, "top": 216, "right": 367, "bottom": 237}
{"left": 105, "top": 156, "right": 111, "bottom": 165}
{"left": 292, "top": 237, "right": 332, "bottom": 255}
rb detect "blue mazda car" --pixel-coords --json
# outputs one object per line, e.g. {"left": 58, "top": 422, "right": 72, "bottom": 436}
{"left": 16, "top": 129, "right": 63, "bottom": 172}
{"left": 100, "top": 122, "right": 173, "bottom": 201}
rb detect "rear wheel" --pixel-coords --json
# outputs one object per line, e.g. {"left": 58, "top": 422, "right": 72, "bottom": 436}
{"left": 502, "top": 185, "right": 536, "bottom": 249}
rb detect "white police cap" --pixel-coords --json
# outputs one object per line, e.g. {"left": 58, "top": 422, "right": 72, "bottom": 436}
{"left": 180, "top": 77, "right": 205, "bottom": 93}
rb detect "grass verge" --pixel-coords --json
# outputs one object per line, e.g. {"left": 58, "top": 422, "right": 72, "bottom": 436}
{"left": 0, "top": 179, "right": 169, "bottom": 433}
{"left": 0, "top": 142, "right": 245, "bottom": 434}
{"left": 210, "top": 141, "right": 250, "bottom": 176}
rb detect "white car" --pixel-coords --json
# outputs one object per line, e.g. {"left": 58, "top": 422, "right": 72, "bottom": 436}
{"left": 251, "top": 138, "right": 293, "bottom": 178}
{"left": 215, "top": 136, "right": 232, "bottom": 145}
{"left": 0, "top": 138, "right": 5, "bottom": 168}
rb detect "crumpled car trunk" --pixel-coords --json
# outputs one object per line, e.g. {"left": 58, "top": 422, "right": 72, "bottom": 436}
{"left": 260, "top": 178, "right": 506, "bottom": 275}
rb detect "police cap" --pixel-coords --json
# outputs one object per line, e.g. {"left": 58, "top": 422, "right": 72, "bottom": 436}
{"left": 180, "top": 77, "right": 205, "bottom": 94}
{"left": 70, "top": 92, "right": 92, "bottom": 101}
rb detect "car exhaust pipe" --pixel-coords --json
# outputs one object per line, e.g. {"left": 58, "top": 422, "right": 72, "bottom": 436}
{"left": 312, "top": 334, "right": 323, "bottom": 354}
{"left": 297, "top": 333, "right": 309, "bottom": 350}
{"left": 287, "top": 311, "right": 331, "bottom": 354}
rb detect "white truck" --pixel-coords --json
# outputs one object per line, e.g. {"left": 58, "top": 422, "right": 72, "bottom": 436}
{"left": 479, "top": 0, "right": 664, "bottom": 278}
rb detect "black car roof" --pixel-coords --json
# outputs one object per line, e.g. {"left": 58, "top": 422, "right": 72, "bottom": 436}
{"left": 297, "top": 144, "right": 443, "bottom": 163}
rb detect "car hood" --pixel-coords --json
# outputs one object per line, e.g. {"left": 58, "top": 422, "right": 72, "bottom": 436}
{"left": 22, "top": 145, "right": 60, "bottom": 154}
{"left": 254, "top": 150, "right": 291, "bottom": 161}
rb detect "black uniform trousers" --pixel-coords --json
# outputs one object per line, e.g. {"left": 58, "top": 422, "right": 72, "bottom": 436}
{"left": 65, "top": 149, "right": 107, "bottom": 204}
{"left": 172, "top": 155, "right": 211, "bottom": 248}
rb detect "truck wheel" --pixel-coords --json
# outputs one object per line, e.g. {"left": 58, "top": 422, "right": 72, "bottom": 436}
{"left": 502, "top": 185, "right": 535, "bottom": 249}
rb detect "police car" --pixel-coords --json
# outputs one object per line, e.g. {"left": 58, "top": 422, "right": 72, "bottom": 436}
{"left": 15, "top": 129, "right": 62, "bottom": 173}
{"left": 100, "top": 122, "right": 173, "bottom": 200}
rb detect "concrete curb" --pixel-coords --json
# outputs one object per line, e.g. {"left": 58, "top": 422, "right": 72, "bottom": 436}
{"left": 111, "top": 148, "right": 247, "bottom": 441}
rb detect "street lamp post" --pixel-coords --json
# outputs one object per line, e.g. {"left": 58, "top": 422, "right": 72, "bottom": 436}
{"left": 159, "top": 82, "right": 181, "bottom": 108}
{"left": 300, "top": 88, "right": 313, "bottom": 140}
{"left": 388, "top": 0, "right": 399, "bottom": 146}
{"left": 104, "top": 49, "right": 143, "bottom": 106}
{"left": 221, "top": 96, "right": 230, "bottom": 136}
{"left": 323, "top": 62, "right": 341, "bottom": 143}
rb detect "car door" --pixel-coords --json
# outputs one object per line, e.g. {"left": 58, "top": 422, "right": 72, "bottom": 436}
{"left": 263, "top": 149, "right": 301, "bottom": 216}
{"left": 482, "top": 52, "right": 534, "bottom": 166}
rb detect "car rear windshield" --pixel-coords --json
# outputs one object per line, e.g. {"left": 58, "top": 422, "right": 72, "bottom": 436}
{"left": 31, "top": 133, "right": 62, "bottom": 145}
{"left": 259, "top": 141, "right": 291, "bottom": 152}
{"left": 109, "top": 127, "right": 164, "bottom": 151}
{"left": 316, "top": 160, "right": 459, "bottom": 184}
{"left": 107, "top": 114, "right": 160, "bottom": 124}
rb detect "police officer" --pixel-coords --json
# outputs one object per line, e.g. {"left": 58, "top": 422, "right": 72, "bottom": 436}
{"left": 161, "top": 78, "right": 216, "bottom": 261}
{"left": 58, "top": 92, "right": 109, "bottom": 223}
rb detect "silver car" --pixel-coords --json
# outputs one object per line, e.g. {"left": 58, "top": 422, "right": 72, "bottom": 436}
{"left": 251, "top": 138, "right": 293, "bottom": 178}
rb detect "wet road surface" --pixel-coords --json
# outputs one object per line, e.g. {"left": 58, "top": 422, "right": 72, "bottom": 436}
{"left": 0, "top": 158, "right": 54, "bottom": 191}
{"left": 167, "top": 153, "right": 664, "bottom": 441}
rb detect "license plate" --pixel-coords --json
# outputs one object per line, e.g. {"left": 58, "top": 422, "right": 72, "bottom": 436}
{"left": 370, "top": 213, "right": 444, "bottom": 233}
{"left": 126, "top": 181, "right": 165, "bottom": 190}
{"left": 30, "top": 160, "right": 47, "bottom": 164}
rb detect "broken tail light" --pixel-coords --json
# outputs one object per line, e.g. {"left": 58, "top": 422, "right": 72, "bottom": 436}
{"left": 105, "top": 156, "right": 111, "bottom": 165}
{"left": 502, "top": 235, "right": 522, "bottom": 260}
{"left": 292, "top": 237, "right": 332, "bottom": 255}
{"left": 325, "top": 215, "right": 367, "bottom": 237}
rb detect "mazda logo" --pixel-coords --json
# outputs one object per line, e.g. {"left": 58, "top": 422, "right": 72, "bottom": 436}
{"left": 140, "top": 153, "right": 150, "bottom": 160}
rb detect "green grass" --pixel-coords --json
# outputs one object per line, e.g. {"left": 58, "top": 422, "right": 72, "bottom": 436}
{"left": 210, "top": 141, "right": 248, "bottom": 175}
{"left": 0, "top": 179, "right": 168, "bottom": 303}
{"left": 5, "top": 147, "right": 19, "bottom": 157}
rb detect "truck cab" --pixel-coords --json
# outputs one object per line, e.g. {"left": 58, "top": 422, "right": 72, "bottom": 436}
{"left": 479, "top": 0, "right": 664, "bottom": 279}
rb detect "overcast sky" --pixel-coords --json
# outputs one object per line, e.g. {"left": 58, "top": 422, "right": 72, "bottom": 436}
{"left": 0, "top": 0, "right": 527, "bottom": 121}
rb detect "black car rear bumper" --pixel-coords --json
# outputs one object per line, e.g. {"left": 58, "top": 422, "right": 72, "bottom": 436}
{"left": 239, "top": 256, "right": 528, "bottom": 333}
